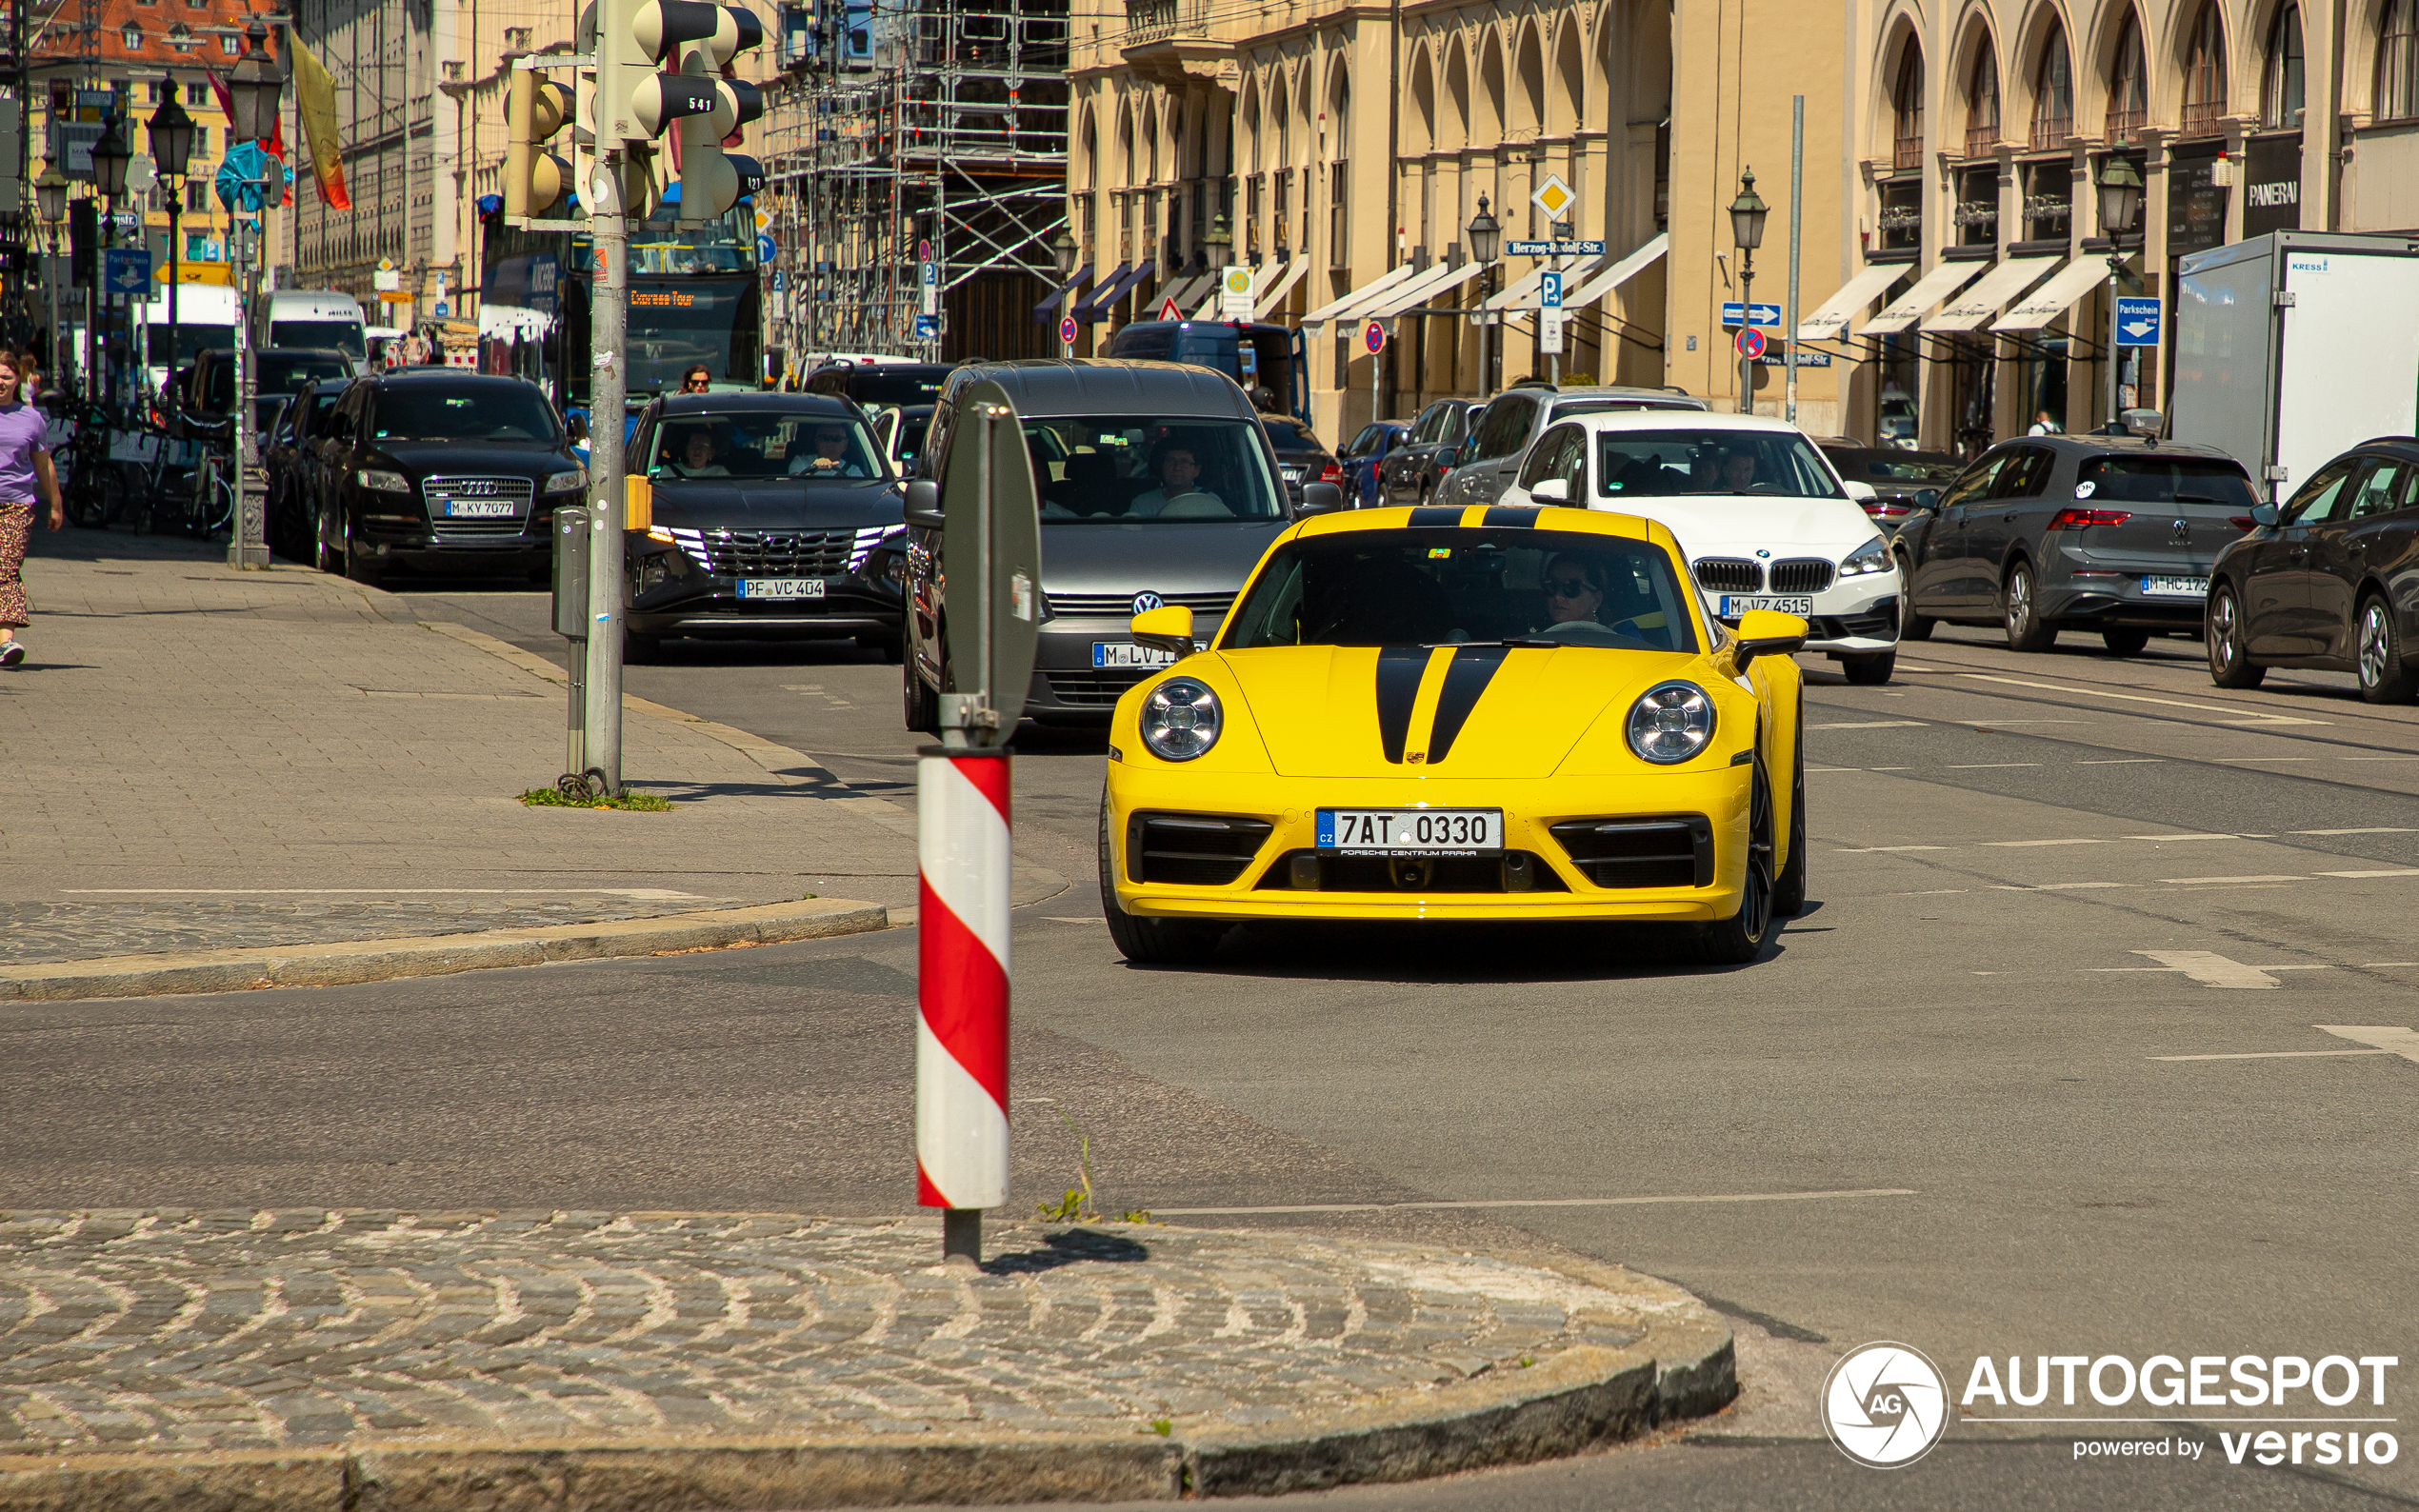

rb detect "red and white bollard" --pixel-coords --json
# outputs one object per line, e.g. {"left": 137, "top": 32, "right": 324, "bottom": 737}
{"left": 915, "top": 749, "right": 1011, "bottom": 1262}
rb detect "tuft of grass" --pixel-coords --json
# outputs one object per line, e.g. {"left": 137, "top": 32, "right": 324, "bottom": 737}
{"left": 517, "top": 787, "right": 673, "bottom": 811}
{"left": 1147, "top": 1418, "right": 1173, "bottom": 1438}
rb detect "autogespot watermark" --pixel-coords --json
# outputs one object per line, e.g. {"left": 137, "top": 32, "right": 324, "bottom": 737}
{"left": 1823, "top": 1345, "right": 2403, "bottom": 1470}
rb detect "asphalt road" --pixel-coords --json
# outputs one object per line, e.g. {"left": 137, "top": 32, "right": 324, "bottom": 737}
{"left": 10, "top": 591, "right": 2418, "bottom": 1510}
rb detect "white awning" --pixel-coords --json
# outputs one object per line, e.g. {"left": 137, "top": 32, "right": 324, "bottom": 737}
{"left": 1794, "top": 262, "right": 1909, "bottom": 341}
{"left": 1560, "top": 233, "right": 1669, "bottom": 314}
{"left": 1302, "top": 263, "right": 1423, "bottom": 326}
{"left": 1254, "top": 257, "right": 1310, "bottom": 320}
{"left": 1924, "top": 256, "right": 2062, "bottom": 332}
{"left": 1153, "top": 272, "right": 1213, "bottom": 317}
{"left": 1193, "top": 258, "right": 1291, "bottom": 319}
{"left": 1487, "top": 253, "right": 1607, "bottom": 312}
{"left": 1369, "top": 259, "right": 1490, "bottom": 318}
{"left": 1991, "top": 259, "right": 2112, "bottom": 331}
{"left": 1859, "top": 259, "right": 1989, "bottom": 335}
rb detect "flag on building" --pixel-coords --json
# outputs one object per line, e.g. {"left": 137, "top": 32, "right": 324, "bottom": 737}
{"left": 290, "top": 37, "right": 350, "bottom": 210}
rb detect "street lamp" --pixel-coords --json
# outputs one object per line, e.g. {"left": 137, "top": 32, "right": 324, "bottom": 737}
{"left": 149, "top": 96, "right": 197, "bottom": 410}
{"left": 90, "top": 117, "right": 134, "bottom": 422}
{"left": 2095, "top": 155, "right": 2144, "bottom": 433}
{"left": 1051, "top": 227, "right": 1079, "bottom": 357}
{"left": 1466, "top": 194, "right": 1500, "bottom": 396}
{"left": 227, "top": 15, "right": 287, "bottom": 570}
{"left": 35, "top": 166, "right": 66, "bottom": 391}
{"left": 1728, "top": 168, "right": 1769, "bottom": 414}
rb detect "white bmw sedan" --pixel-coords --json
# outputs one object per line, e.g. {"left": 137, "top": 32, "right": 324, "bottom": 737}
{"left": 1497, "top": 411, "right": 1905, "bottom": 684}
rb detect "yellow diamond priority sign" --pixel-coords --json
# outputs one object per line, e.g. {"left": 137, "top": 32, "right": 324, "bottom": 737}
{"left": 1531, "top": 174, "right": 1576, "bottom": 222}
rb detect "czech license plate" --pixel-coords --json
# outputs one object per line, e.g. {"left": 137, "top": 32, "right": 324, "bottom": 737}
{"left": 444, "top": 500, "right": 517, "bottom": 519}
{"left": 737, "top": 579, "right": 826, "bottom": 600}
{"left": 2141, "top": 575, "right": 2209, "bottom": 598}
{"left": 1317, "top": 807, "right": 1504, "bottom": 856}
{"left": 1091, "top": 641, "right": 1204, "bottom": 668}
{"left": 1719, "top": 595, "right": 1814, "bottom": 617}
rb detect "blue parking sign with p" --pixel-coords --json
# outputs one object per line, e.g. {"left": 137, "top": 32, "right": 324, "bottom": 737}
{"left": 1540, "top": 271, "right": 1563, "bottom": 309}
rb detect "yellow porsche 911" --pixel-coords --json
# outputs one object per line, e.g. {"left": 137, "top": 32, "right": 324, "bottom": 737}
{"left": 1098, "top": 505, "right": 1809, "bottom": 965}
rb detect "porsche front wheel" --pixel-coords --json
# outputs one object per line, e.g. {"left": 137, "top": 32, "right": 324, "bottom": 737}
{"left": 1773, "top": 711, "right": 1808, "bottom": 918}
{"left": 1681, "top": 759, "right": 1777, "bottom": 965}
{"left": 1099, "top": 795, "right": 1225, "bottom": 966}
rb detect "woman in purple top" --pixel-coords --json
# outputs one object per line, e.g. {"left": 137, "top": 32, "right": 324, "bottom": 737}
{"left": 0, "top": 350, "right": 64, "bottom": 667}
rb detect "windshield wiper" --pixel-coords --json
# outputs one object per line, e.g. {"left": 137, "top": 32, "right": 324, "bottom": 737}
{"left": 1426, "top": 638, "right": 1559, "bottom": 648}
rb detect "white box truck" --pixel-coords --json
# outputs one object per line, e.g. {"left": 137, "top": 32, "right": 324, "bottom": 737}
{"left": 2171, "top": 230, "right": 2419, "bottom": 499}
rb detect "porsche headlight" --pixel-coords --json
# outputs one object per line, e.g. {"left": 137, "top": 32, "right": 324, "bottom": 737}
{"left": 1140, "top": 678, "right": 1221, "bottom": 761}
{"left": 1628, "top": 681, "right": 1716, "bottom": 765}
{"left": 1840, "top": 535, "right": 1893, "bottom": 577}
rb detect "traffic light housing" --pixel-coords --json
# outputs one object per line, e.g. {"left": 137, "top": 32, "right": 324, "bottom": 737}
{"left": 625, "top": 0, "right": 764, "bottom": 222}
{"left": 504, "top": 69, "right": 574, "bottom": 221}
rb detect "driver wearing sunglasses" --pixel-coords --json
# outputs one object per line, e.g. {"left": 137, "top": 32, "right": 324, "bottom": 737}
{"left": 679, "top": 366, "right": 712, "bottom": 394}
{"left": 1539, "top": 554, "right": 1607, "bottom": 630}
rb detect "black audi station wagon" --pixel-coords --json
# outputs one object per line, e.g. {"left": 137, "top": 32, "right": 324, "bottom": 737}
{"left": 621, "top": 393, "right": 906, "bottom": 661}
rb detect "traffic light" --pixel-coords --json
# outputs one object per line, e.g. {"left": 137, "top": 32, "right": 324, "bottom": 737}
{"left": 626, "top": 0, "right": 765, "bottom": 223}
{"left": 503, "top": 70, "right": 574, "bottom": 220}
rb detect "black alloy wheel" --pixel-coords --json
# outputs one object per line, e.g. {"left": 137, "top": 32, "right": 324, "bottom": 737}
{"left": 1896, "top": 551, "right": 1935, "bottom": 641}
{"left": 1842, "top": 650, "right": 1895, "bottom": 686}
{"left": 340, "top": 507, "right": 382, "bottom": 587}
{"left": 1680, "top": 752, "right": 1776, "bottom": 965}
{"left": 2356, "top": 594, "right": 2418, "bottom": 705}
{"left": 1097, "top": 793, "right": 1226, "bottom": 965}
{"left": 901, "top": 623, "right": 940, "bottom": 733}
{"left": 2206, "top": 583, "right": 2266, "bottom": 688}
{"left": 313, "top": 498, "right": 341, "bottom": 575}
{"left": 2003, "top": 559, "right": 2057, "bottom": 652}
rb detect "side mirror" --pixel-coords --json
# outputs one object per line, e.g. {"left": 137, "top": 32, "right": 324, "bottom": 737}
{"left": 1297, "top": 481, "right": 1346, "bottom": 514}
{"left": 1528, "top": 478, "right": 1569, "bottom": 504}
{"left": 1725, "top": 608, "right": 1809, "bottom": 673}
{"left": 2250, "top": 502, "right": 2280, "bottom": 527}
{"left": 904, "top": 477, "right": 943, "bottom": 526}
{"left": 1912, "top": 488, "right": 1941, "bottom": 511}
{"left": 1841, "top": 479, "right": 1877, "bottom": 502}
{"left": 1130, "top": 605, "right": 1196, "bottom": 660}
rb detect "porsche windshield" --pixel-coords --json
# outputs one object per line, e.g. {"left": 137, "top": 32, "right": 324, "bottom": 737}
{"left": 1596, "top": 429, "right": 1847, "bottom": 500}
{"left": 1029, "top": 416, "right": 1285, "bottom": 522}
{"left": 1224, "top": 529, "right": 1699, "bottom": 653}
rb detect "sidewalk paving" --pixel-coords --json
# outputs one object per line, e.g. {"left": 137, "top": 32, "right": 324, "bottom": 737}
{"left": 1, "top": 532, "right": 1060, "bottom": 986}
{"left": 0, "top": 1208, "right": 1734, "bottom": 1508}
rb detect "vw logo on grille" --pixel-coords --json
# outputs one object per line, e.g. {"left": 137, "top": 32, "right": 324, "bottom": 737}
{"left": 2172, "top": 518, "right": 2190, "bottom": 542}
{"left": 1133, "top": 591, "right": 1165, "bottom": 614}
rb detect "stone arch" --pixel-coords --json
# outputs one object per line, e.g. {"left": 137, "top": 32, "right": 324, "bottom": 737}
{"left": 1513, "top": 19, "right": 1547, "bottom": 135}
{"left": 1952, "top": 10, "right": 2002, "bottom": 152}
{"left": 1409, "top": 45, "right": 1437, "bottom": 154}
{"left": 1117, "top": 96, "right": 1136, "bottom": 182}
{"left": 2173, "top": 0, "right": 2231, "bottom": 128}
{"left": 1241, "top": 75, "right": 1261, "bottom": 171}
{"left": 1140, "top": 98, "right": 1160, "bottom": 183}
{"left": 2089, "top": 2, "right": 2151, "bottom": 137}
{"left": 1874, "top": 14, "right": 1927, "bottom": 162}
{"left": 1444, "top": 34, "right": 1471, "bottom": 150}
{"left": 1549, "top": 15, "right": 1585, "bottom": 135}
{"left": 1478, "top": 27, "right": 1507, "bottom": 145}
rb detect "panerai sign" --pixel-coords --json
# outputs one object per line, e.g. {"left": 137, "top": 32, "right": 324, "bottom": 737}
{"left": 2243, "top": 134, "right": 2303, "bottom": 237}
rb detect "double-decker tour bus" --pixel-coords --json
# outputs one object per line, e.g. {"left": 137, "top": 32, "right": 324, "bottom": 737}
{"left": 478, "top": 188, "right": 764, "bottom": 427}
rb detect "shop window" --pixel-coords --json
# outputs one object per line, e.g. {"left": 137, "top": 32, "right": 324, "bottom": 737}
{"left": 2020, "top": 159, "right": 2072, "bottom": 241}
{"left": 1879, "top": 178, "right": 1922, "bottom": 252}
{"left": 2262, "top": 3, "right": 2305, "bottom": 127}
{"left": 1966, "top": 46, "right": 2000, "bottom": 157}
{"left": 1892, "top": 46, "right": 1925, "bottom": 169}
{"left": 2108, "top": 13, "right": 2148, "bottom": 143}
{"left": 1954, "top": 165, "right": 1998, "bottom": 247}
{"left": 2031, "top": 26, "right": 2074, "bottom": 148}
{"left": 2181, "top": 5, "right": 2228, "bottom": 136}
{"left": 2380, "top": 0, "right": 2418, "bottom": 122}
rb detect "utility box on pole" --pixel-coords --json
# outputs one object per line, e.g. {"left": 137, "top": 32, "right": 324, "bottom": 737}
{"left": 552, "top": 506, "right": 591, "bottom": 782}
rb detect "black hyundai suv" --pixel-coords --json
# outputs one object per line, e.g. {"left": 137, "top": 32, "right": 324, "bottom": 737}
{"left": 305, "top": 370, "right": 586, "bottom": 585}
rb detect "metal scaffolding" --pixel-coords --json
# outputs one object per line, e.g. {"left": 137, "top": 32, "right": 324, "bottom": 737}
{"left": 757, "top": 0, "right": 1066, "bottom": 367}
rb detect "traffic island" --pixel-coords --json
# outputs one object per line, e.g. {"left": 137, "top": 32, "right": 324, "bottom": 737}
{"left": 0, "top": 1209, "right": 1735, "bottom": 1509}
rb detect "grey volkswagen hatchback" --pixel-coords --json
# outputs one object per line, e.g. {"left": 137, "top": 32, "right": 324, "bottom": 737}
{"left": 901, "top": 360, "right": 1340, "bottom": 728}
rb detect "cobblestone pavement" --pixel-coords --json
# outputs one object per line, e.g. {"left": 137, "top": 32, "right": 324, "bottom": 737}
{"left": 0, "top": 535, "right": 936, "bottom": 963}
{"left": 0, "top": 1209, "right": 1683, "bottom": 1457}
{"left": 0, "top": 896, "right": 748, "bottom": 965}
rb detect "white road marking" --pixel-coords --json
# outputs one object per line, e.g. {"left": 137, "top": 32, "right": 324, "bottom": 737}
{"left": 2132, "top": 950, "right": 2286, "bottom": 988}
{"left": 1984, "top": 838, "right": 2109, "bottom": 847}
{"left": 1954, "top": 671, "right": 2331, "bottom": 726}
{"left": 2123, "top": 833, "right": 2241, "bottom": 842}
{"left": 2078, "top": 758, "right": 2167, "bottom": 765}
{"left": 2156, "top": 1049, "right": 2396, "bottom": 1062}
{"left": 2161, "top": 874, "right": 2308, "bottom": 885}
{"left": 1991, "top": 882, "right": 2132, "bottom": 890}
{"left": 2295, "top": 827, "right": 2419, "bottom": 835}
{"left": 1967, "top": 719, "right": 2089, "bottom": 725}
{"left": 65, "top": 887, "right": 709, "bottom": 900}
{"left": 1149, "top": 1187, "right": 1919, "bottom": 1217}
{"left": 1041, "top": 917, "right": 1099, "bottom": 924}
{"left": 1809, "top": 720, "right": 1929, "bottom": 728}
{"left": 2316, "top": 1025, "right": 2419, "bottom": 1064}
{"left": 1833, "top": 846, "right": 1950, "bottom": 852}
{"left": 2317, "top": 870, "right": 2419, "bottom": 879}
{"left": 2213, "top": 756, "right": 2315, "bottom": 762}
{"left": 1946, "top": 763, "right": 2041, "bottom": 768}
{"left": 1808, "top": 767, "right": 1862, "bottom": 773}
{"left": 2340, "top": 756, "right": 2419, "bottom": 762}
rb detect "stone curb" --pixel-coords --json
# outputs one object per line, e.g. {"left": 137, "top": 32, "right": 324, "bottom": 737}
{"left": 0, "top": 1250, "right": 1733, "bottom": 1509}
{"left": 0, "top": 898, "right": 893, "bottom": 1004}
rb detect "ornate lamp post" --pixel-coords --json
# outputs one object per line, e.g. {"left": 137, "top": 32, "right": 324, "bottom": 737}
{"left": 226, "top": 18, "right": 285, "bottom": 568}
{"left": 1051, "top": 227, "right": 1078, "bottom": 358}
{"left": 1465, "top": 195, "right": 1500, "bottom": 397}
{"left": 2094, "top": 155, "right": 2144, "bottom": 431}
{"left": 147, "top": 95, "right": 197, "bottom": 407}
{"left": 90, "top": 116, "right": 134, "bottom": 426}
{"left": 35, "top": 166, "right": 66, "bottom": 393}
{"left": 1728, "top": 169, "right": 1769, "bottom": 414}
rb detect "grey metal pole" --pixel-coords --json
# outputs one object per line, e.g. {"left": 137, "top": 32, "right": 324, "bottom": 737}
{"left": 1737, "top": 256, "right": 1754, "bottom": 414}
{"left": 230, "top": 197, "right": 268, "bottom": 568}
{"left": 2104, "top": 257, "right": 2121, "bottom": 429}
{"left": 583, "top": 150, "right": 629, "bottom": 794}
{"left": 1786, "top": 96, "right": 1803, "bottom": 427}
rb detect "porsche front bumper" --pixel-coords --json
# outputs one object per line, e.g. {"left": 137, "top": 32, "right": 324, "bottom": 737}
{"left": 1104, "top": 764, "right": 1758, "bottom": 924}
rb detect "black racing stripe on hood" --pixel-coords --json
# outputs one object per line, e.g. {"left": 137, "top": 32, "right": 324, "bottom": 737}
{"left": 1427, "top": 645, "right": 1511, "bottom": 764}
{"left": 1374, "top": 647, "right": 1429, "bottom": 764}
{"left": 1481, "top": 506, "right": 1535, "bottom": 527}
{"left": 1407, "top": 507, "right": 1462, "bottom": 528}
